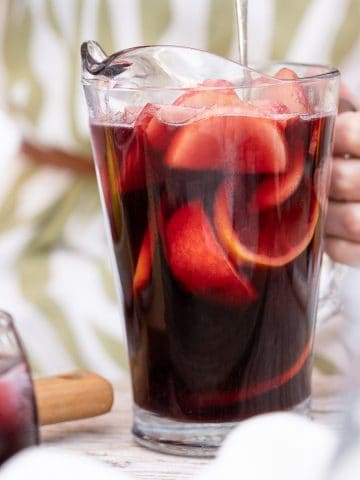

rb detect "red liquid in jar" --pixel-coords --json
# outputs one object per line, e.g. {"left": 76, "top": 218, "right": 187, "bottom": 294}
{"left": 0, "top": 356, "right": 39, "bottom": 464}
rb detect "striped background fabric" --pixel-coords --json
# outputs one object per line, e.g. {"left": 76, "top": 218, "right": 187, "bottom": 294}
{"left": 0, "top": 0, "right": 358, "bottom": 380}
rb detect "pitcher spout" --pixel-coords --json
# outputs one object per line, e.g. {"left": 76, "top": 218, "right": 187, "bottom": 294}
{"left": 81, "top": 41, "right": 132, "bottom": 78}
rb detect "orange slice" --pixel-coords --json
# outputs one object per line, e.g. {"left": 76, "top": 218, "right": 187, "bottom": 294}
{"left": 214, "top": 180, "right": 319, "bottom": 267}
{"left": 182, "top": 334, "right": 313, "bottom": 407}
{"left": 250, "top": 141, "right": 305, "bottom": 211}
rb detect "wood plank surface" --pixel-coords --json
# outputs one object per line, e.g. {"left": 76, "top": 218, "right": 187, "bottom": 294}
{"left": 41, "top": 380, "right": 344, "bottom": 480}
{"left": 41, "top": 381, "right": 210, "bottom": 479}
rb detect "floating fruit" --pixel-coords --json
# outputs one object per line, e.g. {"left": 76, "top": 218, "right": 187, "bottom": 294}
{"left": 122, "top": 104, "right": 175, "bottom": 192}
{"left": 120, "top": 127, "right": 147, "bottom": 193}
{"left": 255, "top": 68, "right": 309, "bottom": 115}
{"left": 117, "top": 104, "right": 160, "bottom": 193}
{"left": 145, "top": 104, "right": 199, "bottom": 151}
{"left": 273, "top": 67, "right": 309, "bottom": 114}
{"left": 166, "top": 112, "right": 287, "bottom": 173}
{"left": 214, "top": 180, "right": 319, "bottom": 267}
{"left": 174, "top": 79, "right": 241, "bottom": 108}
{"left": 275, "top": 67, "right": 299, "bottom": 80}
{"left": 250, "top": 141, "right": 305, "bottom": 211}
{"left": 146, "top": 80, "right": 241, "bottom": 151}
{"left": 165, "top": 201, "right": 257, "bottom": 306}
{"left": 133, "top": 226, "right": 154, "bottom": 294}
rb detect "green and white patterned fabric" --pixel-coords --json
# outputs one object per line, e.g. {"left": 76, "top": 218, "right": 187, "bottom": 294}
{"left": 0, "top": 0, "right": 359, "bottom": 379}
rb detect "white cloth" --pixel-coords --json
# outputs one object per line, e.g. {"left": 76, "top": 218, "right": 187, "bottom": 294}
{"left": 0, "top": 447, "right": 130, "bottom": 480}
{"left": 198, "top": 413, "right": 338, "bottom": 480}
{"left": 0, "top": 413, "right": 353, "bottom": 480}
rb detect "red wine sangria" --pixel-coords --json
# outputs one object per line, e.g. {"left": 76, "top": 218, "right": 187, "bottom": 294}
{"left": 82, "top": 43, "right": 339, "bottom": 455}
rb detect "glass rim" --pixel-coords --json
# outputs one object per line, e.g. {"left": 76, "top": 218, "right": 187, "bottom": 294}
{"left": 0, "top": 310, "right": 14, "bottom": 329}
{"left": 0, "top": 310, "right": 25, "bottom": 358}
{"left": 81, "top": 52, "right": 340, "bottom": 92}
{"left": 252, "top": 59, "right": 340, "bottom": 80}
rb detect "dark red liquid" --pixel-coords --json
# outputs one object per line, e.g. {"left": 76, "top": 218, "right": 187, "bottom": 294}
{"left": 0, "top": 357, "right": 39, "bottom": 464}
{"left": 90, "top": 101, "right": 334, "bottom": 422}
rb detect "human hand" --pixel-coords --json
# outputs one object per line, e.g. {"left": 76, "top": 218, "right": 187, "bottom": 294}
{"left": 324, "top": 89, "right": 360, "bottom": 265}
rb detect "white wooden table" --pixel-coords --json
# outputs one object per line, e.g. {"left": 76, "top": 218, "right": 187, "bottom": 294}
{"left": 41, "top": 380, "right": 345, "bottom": 480}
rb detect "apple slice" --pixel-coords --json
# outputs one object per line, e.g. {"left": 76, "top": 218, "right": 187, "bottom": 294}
{"left": 165, "top": 201, "right": 257, "bottom": 306}
{"left": 133, "top": 226, "right": 154, "bottom": 294}
{"left": 146, "top": 80, "right": 241, "bottom": 151}
{"left": 255, "top": 67, "right": 309, "bottom": 115}
{"left": 250, "top": 141, "right": 305, "bottom": 211}
{"left": 275, "top": 67, "right": 299, "bottom": 80}
{"left": 174, "top": 79, "right": 241, "bottom": 108}
{"left": 166, "top": 112, "right": 287, "bottom": 173}
{"left": 145, "top": 104, "right": 199, "bottom": 151}
{"left": 214, "top": 180, "right": 319, "bottom": 267}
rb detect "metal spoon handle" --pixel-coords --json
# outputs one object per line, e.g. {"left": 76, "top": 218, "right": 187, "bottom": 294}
{"left": 235, "top": 0, "right": 248, "bottom": 66}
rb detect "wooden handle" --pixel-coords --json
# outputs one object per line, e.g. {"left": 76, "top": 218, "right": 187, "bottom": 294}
{"left": 34, "top": 370, "right": 114, "bottom": 426}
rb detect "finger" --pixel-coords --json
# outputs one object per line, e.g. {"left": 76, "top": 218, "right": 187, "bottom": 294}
{"left": 334, "top": 112, "right": 360, "bottom": 157}
{"left": 325, "top": 201, "right": 360, "bottom": 243}
{"left": 339, "top": 97, "right": 358, "bottom": 113}
{"left": 339, "top": 83, "right": 360, "bottom": 112}
{"left": 324, "top": 236, "right": 360, "bottom": 266}
{"left": 329, "top": 157, "right": 360, "bottom": 201}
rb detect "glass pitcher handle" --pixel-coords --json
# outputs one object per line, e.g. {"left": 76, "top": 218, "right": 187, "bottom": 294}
{"left": 317, "top": 256, "right": 347, "bottom": 328}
